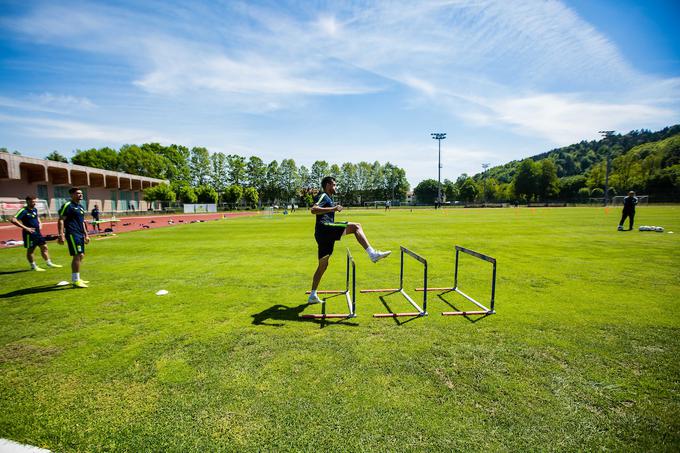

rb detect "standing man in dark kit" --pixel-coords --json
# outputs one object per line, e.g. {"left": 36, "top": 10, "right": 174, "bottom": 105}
{"left": 307, "top": 176, "right": 391, "bottom": 304}
{"left": 91, "top": 204, "right": 101, "bottom": 233}
{"left": 58, "top": 188, "right": 90, "bottom": 288}
{"left": 618, "top": 191, "right": 638, "bottom": 231}
{"left": 11, "top": 196, "right": 62, "bottom": 271}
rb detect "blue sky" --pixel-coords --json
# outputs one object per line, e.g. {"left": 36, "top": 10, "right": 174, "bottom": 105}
{"left": 1, "top": 0, "right": 678, "bottom": 185}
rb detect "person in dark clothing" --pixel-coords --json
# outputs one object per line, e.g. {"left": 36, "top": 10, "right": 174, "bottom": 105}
{"left": 307, "top": 176, "right": 391, "bottom": 304}
{"left": 91, "top": 205, "right": 101, "bottom": 233}
{"left": 11, "top": 196, "right": 62, "bottom": 271}
{"left": 618, "top": 191, "right": 638, "bottom": 231}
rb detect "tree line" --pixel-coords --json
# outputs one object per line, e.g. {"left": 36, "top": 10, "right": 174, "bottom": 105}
{"left": 412, "top": 125, "right": 679, "bottom": 204}
{"left": 37, "top": 144, "right": 410, "bottom": 207}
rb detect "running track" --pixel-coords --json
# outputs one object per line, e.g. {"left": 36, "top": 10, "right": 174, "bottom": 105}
{"left": 0, "top": 211, "right": 260, "bottom": 247}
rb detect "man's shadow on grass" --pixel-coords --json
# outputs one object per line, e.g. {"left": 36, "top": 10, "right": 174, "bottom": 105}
{"left": 251, "top": 294, "right": 359, "bottom": 328}
{"left": 0, "top": 269, "right": 30, "bottom": 276}
{"left": 0, "top": 284, "right": 70, "bottom": 299}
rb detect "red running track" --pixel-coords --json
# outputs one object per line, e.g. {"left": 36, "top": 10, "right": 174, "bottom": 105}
{"left": 0, "top": 211, "right": 260, "bottom": 247}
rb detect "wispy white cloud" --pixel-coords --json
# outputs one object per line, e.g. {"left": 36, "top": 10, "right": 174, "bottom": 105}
{"left": 0, "top": 94, "right": 95, "bottom": 114}
{"left": 467, "top": 93, "right": 677, "bottom": 144}
{"left": 0, "top": 114, "right": 175, "bottom": 144}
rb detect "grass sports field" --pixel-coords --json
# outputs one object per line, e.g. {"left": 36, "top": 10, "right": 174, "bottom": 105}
{"left": 1, "top": 206, "right": 678, "bottom": 451}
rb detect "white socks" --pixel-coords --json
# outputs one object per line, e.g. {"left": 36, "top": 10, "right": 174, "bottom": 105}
{"left": 366, "top": 247, "right": 376, "bottom": 256}
{"left": 30, "top": 262, "right": 37, "bottom": 269}
{"left": 72, "top": 273, "right": 80, "bottom": 282}
{"left": 46, "top": 259, "right": 53, "bottom": 266}
{"left": 310, "top": 290, "right": 318, "bottom": 297}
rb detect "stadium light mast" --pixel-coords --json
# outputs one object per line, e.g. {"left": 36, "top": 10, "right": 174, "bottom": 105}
{"left": 482, "top": 163, "right": 490, "bottom": 203}
{"left": 431, "top": 133, "right": 446, "bottom": 206}
{"left": 599, "top": 130, "right": 615, "bottom": 206}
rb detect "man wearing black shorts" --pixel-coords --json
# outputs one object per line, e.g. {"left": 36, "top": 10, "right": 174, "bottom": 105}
{"left": 10, "top": 196, "right": 62, "bottom": 271}
{"left": 58, "top": 188, "right": 90, "bottom": 288}
{"left": 308, "top": 176, "right": 391, "bottom": 304}
{"left": 618, "top": 191, "right": 638, "bottom": 231}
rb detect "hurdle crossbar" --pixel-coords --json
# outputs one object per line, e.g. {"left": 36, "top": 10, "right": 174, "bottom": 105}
{"left": 416, "top": 245, "right": 496, "bottom": 316}
{"left": 361, "top": 246, "right": 428, "bottom": 318}
{"left": 301, "top": 248, "right": 356, "bottom": 319}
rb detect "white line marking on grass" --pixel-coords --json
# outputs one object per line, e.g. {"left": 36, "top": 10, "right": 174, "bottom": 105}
{"left": 0, "top": 439, "right": 50, "bottom": 453}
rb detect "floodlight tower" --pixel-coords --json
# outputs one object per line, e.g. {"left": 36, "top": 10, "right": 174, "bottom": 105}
{"left": 599, "top": 130, "right": 615, "bottom": 206}
{"left": 482, "top": 163, "right": 490, "bottom": 203}
{"left": 431, "top": 133, "right": 446, "bottom": 206}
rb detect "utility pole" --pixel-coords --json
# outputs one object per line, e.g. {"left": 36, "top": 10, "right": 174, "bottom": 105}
{"left": 482, "top": 163, "right": 490, "bottom": 203}
{"left": 599, "top": 130, "right": 615, "bottom": 206}
{"left": 431, "top": 133, "right": 446, "bottom": 207}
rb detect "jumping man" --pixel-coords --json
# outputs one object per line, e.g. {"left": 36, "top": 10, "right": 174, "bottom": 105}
{"left": 58, "top": 188, "right": 90, "bottom": 288}
{"left": 308, "top": 176, "right": 391, "bottom": 304}
{"left": 10, "top": 196, "right": 62, "bottom": 271}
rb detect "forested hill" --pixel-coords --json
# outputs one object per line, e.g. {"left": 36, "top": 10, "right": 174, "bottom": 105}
{"left": 477, "top": 125, "right": 680, "bottom": 183}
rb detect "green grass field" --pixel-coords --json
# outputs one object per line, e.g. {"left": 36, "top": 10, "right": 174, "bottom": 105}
{"left": 1, "top": 207, "right": 679, "bottom": 451}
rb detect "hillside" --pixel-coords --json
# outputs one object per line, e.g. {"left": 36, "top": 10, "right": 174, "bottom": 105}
{"left": 477, "top": 125, "right": 680, "bottom": 183}
{"left": 470, "top": 125, "right": 680, "bottom": 201}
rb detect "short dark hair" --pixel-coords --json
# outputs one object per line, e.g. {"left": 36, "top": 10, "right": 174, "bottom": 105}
{"left": 69, "top": 187, "right": 80, "bottom": 194}
{"left": 25, "top": 195, "right": 36, "bottom": 202}
{"left": 321, "top": 176, "right": 335, "bottom": 190}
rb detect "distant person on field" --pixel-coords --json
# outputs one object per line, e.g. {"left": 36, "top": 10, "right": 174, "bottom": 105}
{"left": 385, "top": 200, "right": 391, "bottom": 211}
{"left": 307, "top": 176, "right": 391, "bottom": 304}
{"left": 618, "top": 191, "right": 638, "bottom": 231}
{"left": 58, "top": 188, "right": 90, "bottom": 288}
{"left": 10, "top": 196, "right": 62, "bottom": 271}
{"left": 91, "top": 204, "right": 101, "bottom": 233}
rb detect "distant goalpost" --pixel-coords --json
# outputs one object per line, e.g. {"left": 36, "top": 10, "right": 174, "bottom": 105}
{"left": 612, "top": 195, "right": 649, "bottom": 206}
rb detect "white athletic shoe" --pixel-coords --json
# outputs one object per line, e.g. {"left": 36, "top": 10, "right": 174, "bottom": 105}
{"left": 370, "top": 250, "right": 392, "bottom": 263}
{"left": 307, "top": 294, "right": 325, "bottom": 304}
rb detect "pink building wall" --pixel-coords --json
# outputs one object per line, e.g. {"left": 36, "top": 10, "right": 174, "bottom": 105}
{"left": 0, "top": 153, "right": 166, "bottom": 218}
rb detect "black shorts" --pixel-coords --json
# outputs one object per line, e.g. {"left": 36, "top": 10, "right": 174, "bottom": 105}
{"left": 65, "top": 233, "right": 86, "bottom": 256}
{"left": 315, "top": 222, "right": 347, "bottom": 259}
{"left": 23, "top": 231, "right": 46, "bottom": 249}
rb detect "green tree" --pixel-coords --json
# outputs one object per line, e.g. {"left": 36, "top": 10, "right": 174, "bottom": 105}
{"left": 559, "top": 175, "right": 587, "bottom": 200}
{"left": 310, "top": 161, "right": 330, "bottom": 187}
{"left": 279, "top": 159, "right": 299, "bottom": 202}
{"left": 195, "top": 185, "right": 219, "bottom": 203}
{"left": 458, "top": 178, "right": 480, "bottom": 202}
{"left": 45, "top": 151, "right": 68, "bottom": 163}
{"left": 119, "top": 144, "right": 166, "bottom": 178}
{"left": 222, "top": 185, "right": 243, "bottom": 205}
{"left": 158, "top": 144, "right": 191, "bottom": 183}
{"left": 339, "top": 162, "right": 359, "bottom": 205}
{"left": 72, "top": 147, "right": 119, "bottom": 170}
{"left": 143, "top": 184, "right": 175, "bottom": 202}
{"left": 264, "top": 160, "right": 281, "bottom": 202}
{"left": 413, "top": 179, "right": 439, "bottom": 204}
{"left": 210, "top": 152, "right": 228, "bottom": 193}
{"left": 190, "top": 147, "right": 211, "bottom": 186}
{"left": 514, "top": 159, "right": 540, "bottom": 201}
{"left": 226, "top": 154, "right": 246, "bottom": 186}
{"left": 246, "top": 156, "right": 267, "bottom": 205}
{"left": 538, "top": 160, "right": 560, "bottom": 200}
{"left": 172, "top": 181, "right": 197, "bottom": 203}
{"left": 443, "top": 179, "right": 458, "bottom": 201}
{"left": 242, "top": 187, "right": 258, "bottom": 207}
{"left": 577, "top": 187, "right": 591, "bottom": 200}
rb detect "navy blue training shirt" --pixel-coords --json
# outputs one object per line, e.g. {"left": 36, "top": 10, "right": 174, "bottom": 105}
{"left": 15, "top": 207, "right": 40, "bottom": 230}
{"left": 59, "top": 201, "right": 86, "bottom": 235}
{"left": 314, "top": 192, "right": 336, "bottom": 227}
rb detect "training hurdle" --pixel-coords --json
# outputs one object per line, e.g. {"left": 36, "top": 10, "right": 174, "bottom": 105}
{"left": 361, "top": 246, "right": 428, "bottom": 318}
{"left": 301, "top": 248, "right": 356, "bottom": 319}
{"left": 416, "top": 245, "right": 496, "bottom": 316}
